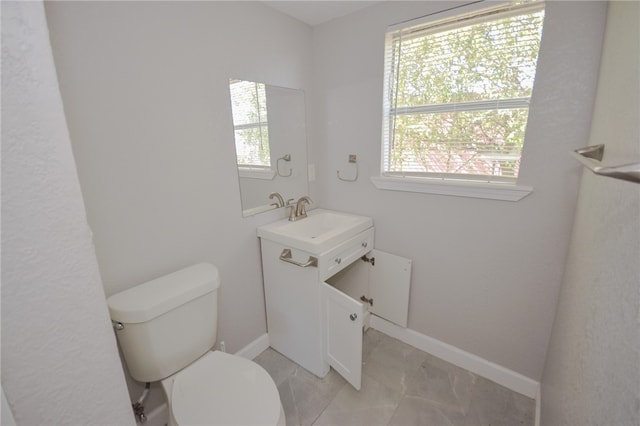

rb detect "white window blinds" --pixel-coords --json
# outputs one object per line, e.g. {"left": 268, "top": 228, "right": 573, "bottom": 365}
{"left": 381, "top": 2, "right": 545, "bottom": 183}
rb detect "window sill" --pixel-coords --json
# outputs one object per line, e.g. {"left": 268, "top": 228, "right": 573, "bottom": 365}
{"left": 238, "top": 168, "right": 276, "bottom": 180}
{"left": 370, "top": 176, "right": 533, "bottom": 201}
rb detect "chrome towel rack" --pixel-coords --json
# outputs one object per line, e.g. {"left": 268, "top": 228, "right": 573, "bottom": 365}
{"left": 572, "top": 144, "right": 640, "bottom": 184}
{"left": 277, "top": 154, "right": 292, "bottom": 177}
{"left": 337, "top": 154, "right": 358, "bottom": 182}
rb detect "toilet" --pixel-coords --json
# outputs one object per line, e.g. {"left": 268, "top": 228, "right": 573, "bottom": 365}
{"left": 107, "top": 263, "right": 285, "bottom": 426}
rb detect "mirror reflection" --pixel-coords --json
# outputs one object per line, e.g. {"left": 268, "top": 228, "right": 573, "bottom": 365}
{"left": 229, "top": 79, "right": 309, "bottom": 216}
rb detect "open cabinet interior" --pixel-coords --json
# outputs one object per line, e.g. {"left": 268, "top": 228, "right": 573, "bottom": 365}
{"left": 322, "top": 249, "right": 411, "bottom": 390}
{"left": 325, "top": 250, "right": 412, "bottom": 328}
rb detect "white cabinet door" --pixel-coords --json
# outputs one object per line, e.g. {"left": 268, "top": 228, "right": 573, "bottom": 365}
{"left": 322, "top": 282, "right": 364, "bottom": 390}
{"left": 368, "top": 249, "right": 412, "bottom": 328}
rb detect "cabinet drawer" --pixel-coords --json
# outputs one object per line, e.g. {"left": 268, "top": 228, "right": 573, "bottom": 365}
{"left": 318, "top": 228, "right": 374, "bottom": 281}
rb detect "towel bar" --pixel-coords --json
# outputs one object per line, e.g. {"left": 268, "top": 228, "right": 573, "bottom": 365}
{"left": 572, "top": 144, "right": 640, "bottom": 184}
{"left": 279, "top": 249, "right": 318, "bottom": 268}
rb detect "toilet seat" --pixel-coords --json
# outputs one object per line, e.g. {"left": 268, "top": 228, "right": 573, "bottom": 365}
{"left": 170, "top": 351, "right": 282, "bottom": 426}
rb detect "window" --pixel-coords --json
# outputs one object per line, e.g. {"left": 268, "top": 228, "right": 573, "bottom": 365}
{"left": 377, "top": 2, "right": 545, "bottom": 199}
{"left": 229, "top": 79, "right": 272, "bottom": 176}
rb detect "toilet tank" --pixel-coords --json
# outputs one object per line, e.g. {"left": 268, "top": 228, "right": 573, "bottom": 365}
{"left": 107, "top": 263, "right": 220, "bottom": 383}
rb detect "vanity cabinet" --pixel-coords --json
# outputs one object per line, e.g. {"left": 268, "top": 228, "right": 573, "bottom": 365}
{"left": 259, "top": 226, "right": 411, "bottom": 390}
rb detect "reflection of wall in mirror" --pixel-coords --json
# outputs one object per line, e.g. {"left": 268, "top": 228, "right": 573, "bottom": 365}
{"left": 235, "top": 83, "right": 309, "bottom": 216}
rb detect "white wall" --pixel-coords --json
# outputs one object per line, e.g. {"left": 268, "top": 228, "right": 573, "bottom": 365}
{"left": 44, "top": 0, "right": 313, "bottom": 414}
{"left": 540, "top": 2, "right": 640, "bottom": 424}
{"left": 1, "top": 2, "right": 134, "bottom": 424}
{"left": 311, "top": 1, "right": 607, "bottom": 380}
{"left": 45, "top": 0, "right": 312, "bottom": 356}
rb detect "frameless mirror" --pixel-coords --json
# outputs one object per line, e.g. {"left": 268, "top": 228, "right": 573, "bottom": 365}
{"left": 229, "top": 79, "right": 309, "bottom": 217}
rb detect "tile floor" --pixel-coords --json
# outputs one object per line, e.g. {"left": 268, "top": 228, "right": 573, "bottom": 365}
{"left": 254, "top": 329, "right": 535, "bottom": 426}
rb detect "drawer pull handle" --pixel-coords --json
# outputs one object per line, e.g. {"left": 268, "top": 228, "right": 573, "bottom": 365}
{"left": 279, "top": 249, "right": 318, "bottom": 268}
{"left": 350, "top": 313, "right": 358, "bottom": 321}
{"left": 361, "top": 242, "right": 368, "bottom": 248}
{"left": 335, "top": 258, "right": 342, "bottom": 264}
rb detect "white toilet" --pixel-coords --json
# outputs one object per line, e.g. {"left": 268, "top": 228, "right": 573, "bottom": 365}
{"left": 107, "top": 263, "right": 285, "bottom": 426}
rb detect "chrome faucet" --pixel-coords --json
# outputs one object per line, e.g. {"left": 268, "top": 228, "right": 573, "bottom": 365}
{"left": 269, "top": 192, "right": 285, "bottom": 208}
{"left": 288, "top": 196, "right": 313, "bottom": 221}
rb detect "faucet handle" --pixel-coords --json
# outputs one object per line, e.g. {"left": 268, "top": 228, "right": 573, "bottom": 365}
{"left": 295, "top": 196, "right": 312, "bottom": 218}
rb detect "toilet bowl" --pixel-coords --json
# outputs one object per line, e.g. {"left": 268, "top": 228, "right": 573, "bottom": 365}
{"left": 106, "top": 263, "right": 285, "bottom": 426}
{"left": 162, "top": 351, "right": 285, "bottom": 426}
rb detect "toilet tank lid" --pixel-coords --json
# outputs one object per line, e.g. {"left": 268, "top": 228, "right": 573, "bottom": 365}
{"left": 107, "top": 263, "right": 220, "bottom": 324}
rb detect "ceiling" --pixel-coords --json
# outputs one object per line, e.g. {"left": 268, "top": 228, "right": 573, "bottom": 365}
{"left": 263, "top": 1, "right": 381, "bottom": 26}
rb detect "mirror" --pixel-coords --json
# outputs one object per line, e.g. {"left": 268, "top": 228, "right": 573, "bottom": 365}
{"left": 229, "top": 79, "right": 309, "bottom": 216}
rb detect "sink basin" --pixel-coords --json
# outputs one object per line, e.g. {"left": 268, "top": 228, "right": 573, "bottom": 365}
{"left": 257, "top": 208, "right": 373, "bottom": 254}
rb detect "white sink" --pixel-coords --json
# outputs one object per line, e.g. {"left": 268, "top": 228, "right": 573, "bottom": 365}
{"left": 257, "top": 208, "right": 373, "bottom": 254}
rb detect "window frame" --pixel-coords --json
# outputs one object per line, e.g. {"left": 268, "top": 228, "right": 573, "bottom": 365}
{"left": 229, "top": 80, "right": 275, "bottom": 180}
{"left": 374, "top": 1, "right": 545, "bottom": 201}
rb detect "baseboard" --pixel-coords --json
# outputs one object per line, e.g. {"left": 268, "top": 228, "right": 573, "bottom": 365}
{"left": 235, "top": 332, "right": 270, "bottom": 360}
{"left": 370, "top": 316, "right": 540, "bottom": 399}
{"left": 234, "top": 324, "right": 541, "bottom": 399}
{"left": 535, "top": 386, "right": 541, "bottom": 426}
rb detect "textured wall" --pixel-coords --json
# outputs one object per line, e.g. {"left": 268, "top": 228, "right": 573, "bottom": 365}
{"left": 541, "top": 2, "right": 640, "bottom": 424}
{"left": 1, "top": 2, "right": 134, "bottom": 424}
{"left": 311, "top": 1, "right": 607, "bottom": 380}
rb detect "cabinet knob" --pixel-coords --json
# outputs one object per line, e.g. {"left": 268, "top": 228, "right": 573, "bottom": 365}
{"left": 335, "top": 258, "right": 342, "bottom": 264}
{"left": 361, "top": 242, "right": 368, "bottom": 248}
{"left": 349, "top": 313, "right": 357, "bottom": 321}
